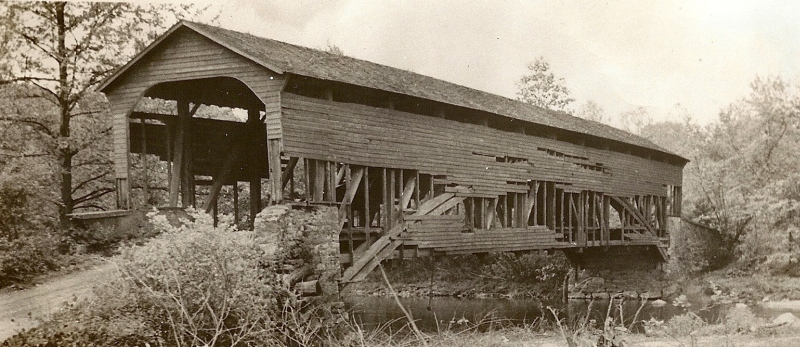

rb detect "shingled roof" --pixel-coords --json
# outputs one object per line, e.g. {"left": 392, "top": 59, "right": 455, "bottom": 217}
{"left": 101, "top": 21, "right": 684, "bottom": 161}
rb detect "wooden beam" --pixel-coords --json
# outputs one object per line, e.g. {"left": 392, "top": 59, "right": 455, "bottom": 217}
{"left": 336, "top": 164, "right": 346, "bottom": 186}
{"left": 603, "top": 194, "right": 610, "bottom": 244}
{"left": 345, "top": 165, "right": 354, "bottom": 260}
{"left": 324, "top": 162, "right": 336, "bottom": 202}
{"left": 400, "top": 173, "right": 416, "bottom": 211}
{"left": 314, "top": 160, "right": 325, "bottom": 202}
{"left": 248, "top": 109, "right": 261, "bottom": 226}
{"left": 610, "top": 195, "right": 658, "bottom": 237}
{"left": 363, "top": 167, "right": 371, "bottom": 244}
{"left": 414, "top": 172, "right": 421, "bottom": 210}
{"left": 280, "top": 157, "right": 299, "bottom": 191}
{"left": 303, "top": 158, "right": 311, "bottom": 200}
{"left": 233, "top": 183, "right": 239, "bottom": 223}
{"left": 381, "top": 168, "right": 388, "bottom": 230}
{"left": 169, "top": 100, "right": 189, "bottom": 207}
{"left": 416, "top": 192, "right": 456, "bottom": 216}
{"left": 338, "top": 166, "right": 364, "bottom": 229}
{"left": 140, "top": 117, "right": 148, "bottom": 205}
{"left": 268, "top": 138, "right": 283, "bottom": 203}
{"left": 568, "top": 193, "right": 573, "bottom": 243}
{"left": 486, "top": 198, "right": 497, "bottom": 229}
{"left": 559, "top": 189, "right": 564, "bottom": 237}
{"left": 524, "top": 182, "right": 538, "bottom": 226}
{"left": 203, "top": 144, "right": 243, "bottom": 213}
{"left": 388, "top": 169, "right": 396, "bottom": 227}
{"left": 548, "top": 182, "right": 556, "bottom": 229}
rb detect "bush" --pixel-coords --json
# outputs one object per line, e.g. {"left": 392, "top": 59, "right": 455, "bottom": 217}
{"left": 664, "top": 312, "right": 706, "bottom": 336}
{"left": 4, "top": 208, "right": 344, "bottom": 347}
{"left": 117, "top": 209, "right": 281, "bottom": 347}
{"left": 0, "top": 181, "right": 28, "bottom": 241}
{"left": 485, "top": 251, "right": 569, "bottom": 287}
{"left": 0, "top": 232, "right": 62, "bottom": 287}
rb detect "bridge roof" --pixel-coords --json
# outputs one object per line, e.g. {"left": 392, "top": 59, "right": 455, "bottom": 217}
{"left": 99, "top": 21, "right": 686, "bottom": 163}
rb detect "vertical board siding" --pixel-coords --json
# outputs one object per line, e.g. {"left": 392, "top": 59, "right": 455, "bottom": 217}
{"left": 281, "top": 93, "right": 682, "bottom": 198}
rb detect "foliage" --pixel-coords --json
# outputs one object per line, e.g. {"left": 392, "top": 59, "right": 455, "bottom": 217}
{"left": 5, "top": 210, "right": 276, "bottom": 346}
{"left": 4, "top": 207, "right": 348, "bottom": 346}
{"left": 0, "top": 176, "right": 64, "bottom": 288}
{"left": 575, "top": 100, "right": 607, "bottom": 124}
{"left": 119, "top": 209, "right": 280, "bottom": 347}
{"left": 516, "top": 57, "right": 574, "bottom": 112}
{"left": 664, "top": 312, "right": 706, "bottom": 337}
{"left": 0, "top": 178, "right": 28, "bottom": 240}
{"left": 485, "top": 252, "right": 568, "bottom": 287}
{"left": 689, "top": 77, "right": 800, "bottom": 269}
{"left": 0, "top": 1, "right": 212, "bottom": 227}
{"left": 0, "top": 232, "right": 62, "bottom": 287}
{"left": 618, "top": 106, "right": 652, "bottom": 135}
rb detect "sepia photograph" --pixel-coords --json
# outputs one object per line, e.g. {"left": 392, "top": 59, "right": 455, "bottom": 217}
{"left": 1, "top": 1, "right": 799, "bottom": 346}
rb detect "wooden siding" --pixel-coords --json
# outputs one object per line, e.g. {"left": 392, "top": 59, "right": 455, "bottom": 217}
{"left": 103, "top": 27, "right": 285, "bottom": 181}
{"left": 281, "top": 93, "right": 682, "bottom": 198}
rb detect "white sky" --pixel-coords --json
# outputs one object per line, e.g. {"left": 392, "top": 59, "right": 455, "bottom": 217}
{"left": 188, "top": 0, "right": 800, "bottom": 125}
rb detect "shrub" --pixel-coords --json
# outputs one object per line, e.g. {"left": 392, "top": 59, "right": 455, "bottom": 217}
{"left": 0, "top": 232, "right": 62, "bottom": 287}
{"left": 116, "top": 209, "right": 280, "bottom": 347}
{"left": 0, "top": 181, "right": 28, "bottom": 241}
{"left": 721, "top": 306, "right": 760, "bottom": 334}
{"left": 664, "top": 312, "right": 706, "bottom": 337}
{"left": 485, "top": 251, "right": 569, "bottom": 287}
{"left": 4, "top": 207, "right": 344, "bottom": 347}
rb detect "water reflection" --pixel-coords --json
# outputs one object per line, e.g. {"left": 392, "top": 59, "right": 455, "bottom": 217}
{"left": 345, "top": 296, "right": 713, "bottom": 332}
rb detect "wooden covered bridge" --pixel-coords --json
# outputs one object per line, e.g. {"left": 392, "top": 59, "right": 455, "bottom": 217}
{"left": 97, "top": 21, "right": 687, "bottom": 289}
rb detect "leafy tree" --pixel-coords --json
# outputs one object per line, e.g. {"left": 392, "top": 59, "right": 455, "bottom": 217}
{"left": 575, "top": 100, "right": 606, "bottom": 123}
{"left": 689, "top": 76, "right": 800, "bottom": 267}
{"left": 516, "top": 57, "right": 575, "bottom": 111}
{"left": 617, "top": 106, "right": 652, "bottom": 134}
{"left": 323, "top": 40, "right": 345, "bottom": 56}
{"left": 0, "top": 2, "right": 211, "bottom": 227}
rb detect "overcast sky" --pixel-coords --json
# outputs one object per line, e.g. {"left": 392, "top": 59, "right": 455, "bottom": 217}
{"left": 190, "top": 0, "right": 800, "bottom": 126}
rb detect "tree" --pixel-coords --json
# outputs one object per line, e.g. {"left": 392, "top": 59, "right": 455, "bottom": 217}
{"left": 688, "top": 76, "right": 800, "bottom": 267}
{"left": 575, "top": 100, "right": 606, "bottom": 123}
{"left": 617, "top": 106, "right": 652, "bottom": 135}
{"left": 516, "top": 57, "right": 574, "bottom": 112}
{"left": 323, "top": 40, "right": 345, "bottom": 56}
{"left": 0, "top": 2, "right": 212, "bottom": 227}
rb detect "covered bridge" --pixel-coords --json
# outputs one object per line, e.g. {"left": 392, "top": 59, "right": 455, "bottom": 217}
{"left": 97, "top": 21, "right": 687, "bottom": 287}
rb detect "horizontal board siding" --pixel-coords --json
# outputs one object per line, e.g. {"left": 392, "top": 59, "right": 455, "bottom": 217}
{"left": 104, "top": 28, "right": 284, "bottom": 132}
{"left": 281, "top": 93, "right": 682, "bottom": 197}
{"left": 104, "top": 28, "right": 286, "bottom": 180}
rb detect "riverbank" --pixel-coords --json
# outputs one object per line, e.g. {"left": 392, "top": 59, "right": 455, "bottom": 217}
{"left": 342, "top": 322, "right": 800, "bottom": 347}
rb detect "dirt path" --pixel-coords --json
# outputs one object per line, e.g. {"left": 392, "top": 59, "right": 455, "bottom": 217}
{"left": 0, "top": 262, "right": 118, "bottom": 342}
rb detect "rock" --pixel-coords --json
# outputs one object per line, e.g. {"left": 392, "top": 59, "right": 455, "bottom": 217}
{"left": 623, "top": 290, "right": 638, "bottom": 299}
{"left": 593, "top": 292, "right": 610, "bottom": 300}
{"left": 735, "top": 303, "right": 748, "bottom": 309}
{"left": 258, "top": 204, "right": 291, "bottom": 222}
{"left": 762, "top": 296, "right": 771, "bottom": 303}
{"left": 772, "top": 313, "right": 800, "bottom": 328}
{"left": 651, "top": 299, "right": 667, "bottom": 307}
{"left": 673, "top": 294, "right": 691, "bottom": 307}
{"left": 662, "top": 284, "right": 679, "bottom": 298}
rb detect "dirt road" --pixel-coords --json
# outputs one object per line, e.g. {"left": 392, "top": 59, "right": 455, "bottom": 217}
{"left": 0, "top": 262, "right": 118, "bottom": 341}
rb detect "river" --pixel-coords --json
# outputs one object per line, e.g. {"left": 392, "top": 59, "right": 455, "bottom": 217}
{"left": 344, "top": 295, "right": 794, "bottom": 332}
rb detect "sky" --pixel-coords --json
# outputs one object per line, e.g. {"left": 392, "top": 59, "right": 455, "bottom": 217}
{"left": 185, "top": 0, "right": 800, "bottom": 126}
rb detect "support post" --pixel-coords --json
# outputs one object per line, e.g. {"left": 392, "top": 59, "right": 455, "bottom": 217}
{"left": 280, "top": 157, "right": 298, "bottom": 191}
{"left": 248, "top": 109, "right": 261, "bottom": 227}
{"left": 140, "top": 116, "right": 149, "bottom": 205}
{"left": 233, "top": 183, "right": 239, "bottom": 224}
{"left": 363, "top": 167, "right": 371, "bottom": 243}
{"left": 268, "top": 138, "right": 283, "bottom": 203}
{"left": 381, "top": 168, "right": 388, "bottom": 230}
{"left": 169, "top": 99, "right": 189, "bottom": 207}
